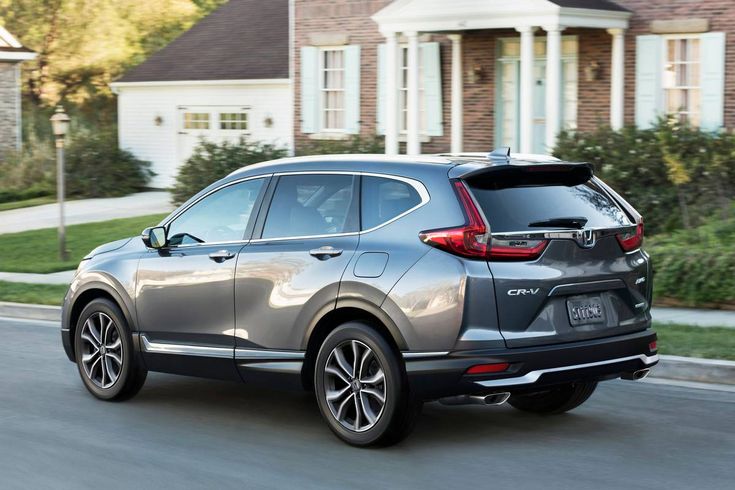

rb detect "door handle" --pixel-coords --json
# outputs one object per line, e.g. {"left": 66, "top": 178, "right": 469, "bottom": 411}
{"left": 208, "top": 250, "right": 236, "bottom": 262}
{"left": 309, "top": 246, "right": 343, "bottom": 259}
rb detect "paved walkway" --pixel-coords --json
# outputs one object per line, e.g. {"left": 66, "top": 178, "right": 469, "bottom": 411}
{"left": 0, "top": 192, "right": 174, "bottom": 234}
{"left": 651, "top": 306, "right": 735, "bottom": 328}
{"left": 0, "top": 270, "right": 76, "bottom": 285}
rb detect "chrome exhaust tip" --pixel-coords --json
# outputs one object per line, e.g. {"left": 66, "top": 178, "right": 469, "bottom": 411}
{"left": 482, "top": 392, "right": 511, "bottom": 405}
{"left": 622, "top": 368, "right": 651, "bottom": 381}
{"left": 438, "top": 392, "right": 511, "bottom": 406}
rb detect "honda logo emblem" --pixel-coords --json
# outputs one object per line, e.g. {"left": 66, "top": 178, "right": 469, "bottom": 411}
{"left": 580, "top": 229, "right": 596, "bottom": 248}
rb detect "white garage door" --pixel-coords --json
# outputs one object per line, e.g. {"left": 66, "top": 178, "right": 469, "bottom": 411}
{"left": 177, "top": 105, "right": 251, "bottom": 163}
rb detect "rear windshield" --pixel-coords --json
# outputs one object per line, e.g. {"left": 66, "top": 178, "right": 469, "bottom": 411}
{"left": 467, "top": 178, "right": 631, "bottom": 233}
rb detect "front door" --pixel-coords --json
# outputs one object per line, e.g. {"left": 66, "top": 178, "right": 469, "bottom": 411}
{"left": 233, "top": 173, "right": 360, "bottom": 380}
{"left": 136, "top": 177, "right": 267, "bottom": 378}
{"left": 177, "top": 105, "right": 251, "bottom": 163}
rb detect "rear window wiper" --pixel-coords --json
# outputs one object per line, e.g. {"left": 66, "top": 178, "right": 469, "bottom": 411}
{"left": 528, "top": 217, "right": 588, "bottom": 229}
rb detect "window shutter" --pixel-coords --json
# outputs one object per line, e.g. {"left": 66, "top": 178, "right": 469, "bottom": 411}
{"left": 343, "top": 45, "right": 361, "bottom": 134}
{"left": 300, "top": 46, "right": 319, "bottom": 133}
{"left": 634, "top": 35, "right": 662, "bottom": 129}
{"left": 376, "top": 44, "right": 386, "bottom": 135}
{"left": 422, "top": 42, "right": 443, "bottom": 136}
{"left": 699, "top": 32, "right": 726, "bottom": 132}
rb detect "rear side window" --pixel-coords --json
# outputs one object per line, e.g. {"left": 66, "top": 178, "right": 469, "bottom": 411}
{"left": 361, "top": 176, "right": 422, "bottom": 230}
{"left": 467, "top": 179, "right": 631, "bottom": 233}
{"left": 262, "top": 174, "right": 358, "bottom": 238}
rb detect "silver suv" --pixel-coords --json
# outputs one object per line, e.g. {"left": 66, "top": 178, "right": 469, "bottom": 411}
{"left": 61, "top": 149, "right": 658, "bottom": 446}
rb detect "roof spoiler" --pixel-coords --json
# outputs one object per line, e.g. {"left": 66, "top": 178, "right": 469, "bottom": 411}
{"left": 448, "top": 159, "right": 593, "bottom": 181}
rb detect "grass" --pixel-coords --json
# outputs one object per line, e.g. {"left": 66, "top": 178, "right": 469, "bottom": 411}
{"left": 0, "top": 196, "right": 57, "bottom": 212}
{"left": 654, "top": 322, "right": 735, "bottom": 361}
{"left": 0, "top": 281, "right": 68, "bottom": 306}
{"left": 0, "top": 213, "right": 168, "bottom": 273}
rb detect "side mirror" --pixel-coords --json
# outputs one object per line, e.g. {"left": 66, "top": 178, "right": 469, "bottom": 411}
{"left": 141, "top": 226, "right": 167, "bottom": 249}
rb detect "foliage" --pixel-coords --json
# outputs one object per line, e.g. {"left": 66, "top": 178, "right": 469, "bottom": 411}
{"left": 171, "top": 139, "right": 288, "bottom": 204}
{"left": 0, "top": 132, "right": 55, "bottom": 203}
{"left": 0, "top": 281, "right": 68, "bottom": 306}
{"left": 647, "top": 209, "right": 735, "bottom": 308}
{"left": 653, "top": 323, "right": 735, "bottom": 361}
{"left": 554, "top": 119, "right": 735, "bottom": 235}
{"left": 64, "top": 130, "right": 154, "bottom": 198}
{"left": 0, "top": 214, "right": 168, "bottom": 274}
{"left": 295, "top": 135, "right": 385, "bottom": 156}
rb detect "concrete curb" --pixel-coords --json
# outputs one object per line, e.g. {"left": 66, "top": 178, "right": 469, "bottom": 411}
{"left": 1, "top": 301, "right": 733, "bottom": 386}
{"left": 0, "top": 301, "right": 61, "bottom": 322}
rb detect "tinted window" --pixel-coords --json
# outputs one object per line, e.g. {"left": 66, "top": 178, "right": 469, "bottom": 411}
{"left": 167, "top": 178, "right": 265, "bottom": 245}
{"left": 468, "top": 180, "right": 631, "bottom": 233}
{"left": 262, "top": 174, "right": 358, "bottom": 238}
{"left": 361, "top": 176, "right": 422, "bottom": 230}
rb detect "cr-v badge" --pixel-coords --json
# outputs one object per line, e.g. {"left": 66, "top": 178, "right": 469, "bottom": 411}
{"left": 507, "top": 288, "right": 540, "bottom": 296}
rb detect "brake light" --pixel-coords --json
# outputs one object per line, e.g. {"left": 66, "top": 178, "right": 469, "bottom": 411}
{"left": 419, "top": 181, "right": 548, "bottom": 260}
{"left": 649, "top": 340, "right": 657, "bottom": 352}
{"left": 466, "top": 363, "right": 510, "bottom": 375}
{"left": 617, "top": 221, "right": 644, "bottom": 252}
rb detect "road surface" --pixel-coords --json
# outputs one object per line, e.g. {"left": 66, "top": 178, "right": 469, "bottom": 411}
{"left": 1, "top": 316, "right": 733, "bottom": 490}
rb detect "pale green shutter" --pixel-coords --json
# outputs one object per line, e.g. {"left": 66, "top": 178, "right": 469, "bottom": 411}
{"left": 635, "top": 35, "right": 662, "bottom": 129}
{"left": 422, "top": 42, "right": 443, "bottom": 136}
{"left": 376, "top": 44, "right": 386, "bottom": 135}
{"left": 301, "top": 46, "right": 319, "bottom": 133}
{"left": 699, "top": 32, "right": 726, "bottom": 131}
{"left": 343, "top": 45, "right": 361, "bottom": 134}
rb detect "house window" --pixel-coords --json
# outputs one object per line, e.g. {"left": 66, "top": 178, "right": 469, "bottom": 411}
{"left": 183, "top": 112, "right": 210, "bottom": 130}
{"left": 399, "top": 46, "right": 426, "bottom": 133}
{"left": 220, "top": 112, "right": 249, "bottom": 130}
{"left": 320, "top": 48, "right": 345, "bottom": 131}
{"left": 663, "top": 36, "right": 701, "bottom": 126}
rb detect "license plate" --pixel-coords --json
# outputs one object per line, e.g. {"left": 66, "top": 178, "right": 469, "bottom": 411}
{"left": 567, "top": 297, "right": 605, "bottom": 326}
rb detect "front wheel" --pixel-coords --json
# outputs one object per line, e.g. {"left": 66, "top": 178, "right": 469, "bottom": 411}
{"left": 314, "top": 322, "right": 421, "bottom": 447}
{"left": 508, "top": 381, "right": 598, "bottom": 414}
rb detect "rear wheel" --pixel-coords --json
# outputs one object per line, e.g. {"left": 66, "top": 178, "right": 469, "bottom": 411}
{"left": 74, "top": 298, "right": 147, "bottom": 401}
{"left": 508, "top": 381, "right": 597, "bottom": 414}
{"left": 314, "top": 322, "right": 421, "bottom": 447}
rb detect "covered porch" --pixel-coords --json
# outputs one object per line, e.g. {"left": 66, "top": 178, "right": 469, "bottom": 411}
{"left": 372, "top": 0, "right": 631, "bottom": 155}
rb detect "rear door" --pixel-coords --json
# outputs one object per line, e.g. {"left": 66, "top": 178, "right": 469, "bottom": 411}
{"left": 465, "top": 167, "right": 650, "bottom": 348}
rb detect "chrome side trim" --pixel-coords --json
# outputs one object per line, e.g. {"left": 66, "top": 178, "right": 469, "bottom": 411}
{"left": 235, "top": 348, "right": 305, "bottom": 360}
{"left": 474, "top": 354, "right": 659, "bottom": 388}
{"left": 402, "top": 351, "right": 450, "bottom": 359}
{"left": 140, "top": 335, "right": 233, "bottom": 359}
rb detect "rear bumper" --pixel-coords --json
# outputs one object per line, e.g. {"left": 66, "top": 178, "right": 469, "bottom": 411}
{"left": 403, "top": 329, "right": 658, "bottom": 399}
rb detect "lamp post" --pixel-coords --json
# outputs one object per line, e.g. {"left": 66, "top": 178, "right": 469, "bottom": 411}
{"left": 50, "top": 106, "right": 70, "bottom": 261}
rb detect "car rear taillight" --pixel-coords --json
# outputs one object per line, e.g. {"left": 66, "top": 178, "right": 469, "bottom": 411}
{"left": 419, "top": 181, "right": 547, "bottom": 261}
{"left": 617, "top": 221, "right": 644, "bottom": 252}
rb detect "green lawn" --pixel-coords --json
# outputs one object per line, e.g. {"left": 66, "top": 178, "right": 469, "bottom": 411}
{"left": 0, "top": 196, "right": 57, "bottom": 212}
{"left": 654, "top": 323, "right": 735, "bottom": 361}
{"left": 0, "top": 213, "right": 168, "bottom": 273}
{"left": 0, "top": 281, "right": 68, "bottom": 306}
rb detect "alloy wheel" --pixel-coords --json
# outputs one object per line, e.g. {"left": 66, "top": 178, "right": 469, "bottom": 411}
{"left": 80, "top": 312, "right": 124, "bottom": 389}
{"left": 323, "top": 340, "right": 387, "bottom": 432}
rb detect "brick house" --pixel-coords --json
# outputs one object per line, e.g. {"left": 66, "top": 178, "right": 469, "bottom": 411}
{"left": 0, "top": 26, "right": 35, "bottom": 156}
{"left": 294, "top": 0, "right": 730, "bottom": 155}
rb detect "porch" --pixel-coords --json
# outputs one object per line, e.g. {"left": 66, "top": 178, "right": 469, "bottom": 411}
{"left": 372, "top": 0, "right": 631, "bottom": 155}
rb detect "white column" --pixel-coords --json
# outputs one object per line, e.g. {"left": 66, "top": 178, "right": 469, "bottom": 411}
{"left": 517, "top": 26, "right": 535, "bottom": 154}
{"left": 448, "top": 34, "right": 463, "bottom": 154}
{"left": 406, "top": 31, "right": 421, "bottom": 155}
{"left": 608, "top": 28, "right": 625, "bottom": 130}
{"left": 384, "top": 31, "right": 400, "bottom": 155}
{"left": 544, "top": 26, "right": 562, "bottom": 152}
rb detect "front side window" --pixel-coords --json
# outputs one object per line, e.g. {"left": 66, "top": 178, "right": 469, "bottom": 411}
{"left": 183, "top": 112, "right": 210, "bottom": 130}
{"left": 361, "top": 176, "right": 422, "bottom": 230}
{"left": 664, "top": 37, "right": 701, "bottom": 125}
{"left": 167, "top": 178, "right": 265, "bottom": 246}
{"left": 262, "top": 174, "right": 357, "bottom": 239}
{"left": 321, "top": 49, "right": 345, "bottom": 131}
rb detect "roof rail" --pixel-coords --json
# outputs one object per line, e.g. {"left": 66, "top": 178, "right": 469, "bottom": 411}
{"left": 488, "top": 146, "right": 511, "bottom": 163}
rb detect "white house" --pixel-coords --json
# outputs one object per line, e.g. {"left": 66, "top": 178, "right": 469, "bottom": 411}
{"left": 111, "top": 0, "right": 292, "bottom": 188}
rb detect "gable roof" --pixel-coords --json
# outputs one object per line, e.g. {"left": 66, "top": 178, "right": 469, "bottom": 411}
{"left": 0, "top": 25, "right": 36, "bottom": 61}
{"left": 116, "top": 0, "right": 288, "bottom": 83}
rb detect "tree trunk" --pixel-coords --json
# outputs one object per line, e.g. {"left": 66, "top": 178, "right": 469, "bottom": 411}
{"left": 677, "top": 187, "right": 691, "bottom": 229}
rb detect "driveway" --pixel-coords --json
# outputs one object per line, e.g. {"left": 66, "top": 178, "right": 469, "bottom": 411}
{"left": 0, "top": 192, "right": 174, "bottom": 234}
{"left": 1, "top": 316, "right": 733, "bottom": 489}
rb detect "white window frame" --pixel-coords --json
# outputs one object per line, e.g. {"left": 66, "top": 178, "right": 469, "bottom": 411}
{"left": 661, "top": 33, "right": 702, "bottom": 126}
{"left": 219, "top": 111, "right": 250, "bottom": 132}
{"left": 318, "top": 46, "right": 347, "bottom": 133}
{"left": 398, "top": 44, "right": 427, "bottom": 135}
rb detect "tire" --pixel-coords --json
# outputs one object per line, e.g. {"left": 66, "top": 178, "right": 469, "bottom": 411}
{"left": 508, "top": 381, "right": 597, "bottom": 414}
{"left": 314, "top": 322, "right": 421, "bottom": 447}
{"left": 73, "top": 298, "right": 147, "bottom": 401}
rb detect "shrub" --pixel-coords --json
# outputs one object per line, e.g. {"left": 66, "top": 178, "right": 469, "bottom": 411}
{"left": 171, "top": 138, "right": 288, "bottom": 204}
{"left": 554, "top": 120, "right": 735, "bottom": 235}
{"left": 296, "top": 135, "right": 385, "bottom": 156}
{"left": 64, "top": 130, "right": 154, "bottom": 198}
{"left": 648, "top": 210, "right": 735, "bottom": 308}
{"left": 0, "top": 132, "right": 55, "bottom": 203}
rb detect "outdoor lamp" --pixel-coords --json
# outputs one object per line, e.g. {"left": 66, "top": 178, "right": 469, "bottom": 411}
{"left": 50, "top": 105, "right": 71, "bottom": 139}
{"left": 50, "top": 105, "right": 70, "bottom": 261}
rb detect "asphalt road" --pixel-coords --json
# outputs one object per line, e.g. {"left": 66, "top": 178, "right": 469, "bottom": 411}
{"left": 1, "top": 317, "right": 733, "bottom": 490}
